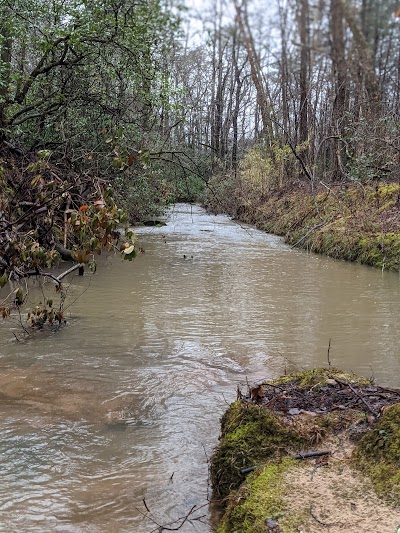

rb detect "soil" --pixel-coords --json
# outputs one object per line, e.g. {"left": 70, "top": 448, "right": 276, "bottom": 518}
{"left": 284, "top": 442, "right": 400, "bottom": 532}
{"left": 212, "top": 368, "right": 400, "bottom": 533}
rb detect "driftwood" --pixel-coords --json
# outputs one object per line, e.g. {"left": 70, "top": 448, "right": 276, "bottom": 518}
{"left": 241, "top": 451, "right": 331, "bottom": 476}
{"left": 331, "top": 377, "right": 379, "bottom": 417}
{"left": 246, "top": 374, "right": 400, "bottom": 418}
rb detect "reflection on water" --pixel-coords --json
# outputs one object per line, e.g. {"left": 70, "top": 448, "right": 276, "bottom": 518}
{"left": 0, "top": 203, "right": 399, "bottom": 531}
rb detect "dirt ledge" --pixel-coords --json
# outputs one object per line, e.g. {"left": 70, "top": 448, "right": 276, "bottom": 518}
{"left": 211, "top": 368, "right": 400, "bottom": 532}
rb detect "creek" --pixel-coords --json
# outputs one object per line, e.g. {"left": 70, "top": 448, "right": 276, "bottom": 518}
{"left": 0, "top": 203, "right": 399, "bottom": 532}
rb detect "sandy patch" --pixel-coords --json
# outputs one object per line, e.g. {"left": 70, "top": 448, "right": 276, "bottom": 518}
{"left": 284, "top": 436, "right": 400, "bottom": 532}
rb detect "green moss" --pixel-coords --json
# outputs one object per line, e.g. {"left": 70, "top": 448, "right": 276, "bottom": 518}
{"left": 218, "top": 458, "right": 304, "bottom": 533}
{"left": 273, "top": 367, "right": 368, "bottom": 389}
{"left": 353, "top": 404, "right": 400, "bottom": 504}
{"left": 210, "top": 401, "right": 305, "bottom": 500}
{"left": 378, "top": 183, "right": 400, "bottom": 197}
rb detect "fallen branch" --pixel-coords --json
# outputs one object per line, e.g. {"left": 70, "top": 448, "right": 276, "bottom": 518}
{"left": 292, "top": 450, "right": 331, "bottom": 460}
{"left": 54, "top": 242, "right": 74, "bottom": 261}
{"left": 332, "top": 377, "right": 379, "bottom": 417}
{"left": 24, "top": 263, "right": 84, "bottom": 286}
{"left": 291, "top": 216, "right": 335, "bottom": 249}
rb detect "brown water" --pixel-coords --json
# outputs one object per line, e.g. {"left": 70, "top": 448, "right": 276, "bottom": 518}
{"left": 0, "top": 203, "right": 400, "bottom": 532}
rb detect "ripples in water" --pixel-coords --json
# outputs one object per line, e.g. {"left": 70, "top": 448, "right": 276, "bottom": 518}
{"left": 0, "top": 203, "right": 400, "bottom": 531}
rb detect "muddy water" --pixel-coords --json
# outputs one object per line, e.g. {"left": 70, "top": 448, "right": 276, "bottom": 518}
{"left": 0, "top": 203, "right": 400, "bottom": 531}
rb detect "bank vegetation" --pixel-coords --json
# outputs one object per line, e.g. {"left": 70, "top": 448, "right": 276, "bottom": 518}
{"left": 211, "top": 368, "right": 400, "bottom": 532}
{"left": 2, "top": 0, "right": 400, "bottom": 329}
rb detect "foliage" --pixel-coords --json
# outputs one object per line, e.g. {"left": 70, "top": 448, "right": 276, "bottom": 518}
{"left": 0, "top": 147, "right": 136, "bottom": 329}
{"left": 207, "top": 179, "right": 400, "bottom": 272}
{"left": 353, "top": 404, "right": 400, "bottom": 505}
{"left": 0, "top": 0, "right": 188, "bottom": 330}
{"left": 0, "top": 0, "right": 188, "bottom": 220}
{"left": 209, "top": 400, "right": 304, "bottom": 500}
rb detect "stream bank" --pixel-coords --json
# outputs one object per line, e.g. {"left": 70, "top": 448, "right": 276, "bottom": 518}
{"left": 211, "top": 368, "right": 400, "bottom": 532}
{"left": 206, "top": 182, "right": 400, "bottom": 271}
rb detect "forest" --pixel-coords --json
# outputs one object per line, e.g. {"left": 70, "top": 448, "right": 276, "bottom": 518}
{"left": 2, "top": 2, "right": 400, "bottom": 532}
{"left": 1, "top": 0, "right": 400, "bottom": 316}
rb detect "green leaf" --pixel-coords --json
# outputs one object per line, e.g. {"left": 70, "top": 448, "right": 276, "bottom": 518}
{"left": 0, "top": 273, "right": 8, "bottom": 289}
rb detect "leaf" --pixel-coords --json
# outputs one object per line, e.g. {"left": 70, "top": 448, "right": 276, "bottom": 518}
{"left": 105, "top": 137, "right": 113, "bottom": 144}
{"left": 79, "top": 205, "right": 89, "bottom": 212}
{"left": 0, "top": 273, "right": 8, "bottom": 289}
{"left": 31, "top": 174, "right": 42, "bottom": 187}
{"left": 15, "top": 288, "right": 24, "bottom": 305}
{"left": 37, "top": 149, "right": 52, "bottom": 160}
{"left": 123, "top": 244, "right": 135, "bottom": 255}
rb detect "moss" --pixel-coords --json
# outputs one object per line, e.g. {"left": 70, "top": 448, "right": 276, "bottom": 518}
{"left": 218, "top": 458, "right": 304, "bottom": 533}
{"left": 212, "top": 368, "right": 400, "bottom": 532}
{"left": 353, "top": 403, "right": 400, "bottom": 504}
{"left": 210, "top": 401, "right": 305, "bottom": 500}
{"left": 273, "top": 367, "right": 368, "bottom": 389}
{"left": 378, "top": 183, "right": 400, "bottom": 197}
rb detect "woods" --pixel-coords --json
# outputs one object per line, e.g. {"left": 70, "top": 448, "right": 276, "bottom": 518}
{"left": 2, "top": 0, "right": 400, "bottom": 315}
{"left": 196, "top": 0, "right": 400, "bottom": 199}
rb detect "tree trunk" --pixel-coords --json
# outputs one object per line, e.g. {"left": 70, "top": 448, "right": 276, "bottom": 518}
{"left": 233, "top": 0, "right": 273, "bottom": 140}
{"left": 298, "top": 0, "right": 309, "bottom": 146}
{"left": 330, "top": 0, "right": 347, "bottom": 178}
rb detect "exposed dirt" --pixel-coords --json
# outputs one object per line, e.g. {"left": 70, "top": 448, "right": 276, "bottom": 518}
{"left": 284, "top": 436, "right": 400, "bottom": 532}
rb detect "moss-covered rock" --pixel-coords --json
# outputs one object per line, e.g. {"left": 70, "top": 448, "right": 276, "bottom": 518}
{"left": 218, "top": 458, "right": 304, "bottom": 533}
{"left": 210, "top": 401, "right": 305, "bottom": 500}
{"left": 353, "top": 403, "right": 400, "bottom": 504}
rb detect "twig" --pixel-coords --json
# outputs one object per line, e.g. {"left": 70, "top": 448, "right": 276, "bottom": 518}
{"left": 147, "top": 504, "right": 208, "bottom": 532}
{"left": 327, "top": 338, "right": 331, "bottom": 368}
{"left": 377, "top": 386, "right": 400, "bottom": 396}
{"left": 292, "top": 450, "right": 331, "bottom": 460}
{"left": 332, "top": 377, "right": 379, "bottom": 416}
{"left": 258, "top": 382, "right": 285, "bottom": 391}
{"left": 57, "top": 263, "right": 84, "bottom": 281}
{"left": 309, "top": 504, "right": 337, "bottom": 528}
{"left": 241, "top": 465, "right": 260, "bottom": 475}
{"left": 143, "top": 498, "right": 150, "bottom": 514}
{"left": 291, "top": 216, "right": 335, "bottom": 249}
